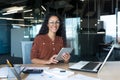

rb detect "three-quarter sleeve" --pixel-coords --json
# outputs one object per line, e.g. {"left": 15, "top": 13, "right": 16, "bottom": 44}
{"left": 30, "top": 36, "right": 40, "bottom": 59}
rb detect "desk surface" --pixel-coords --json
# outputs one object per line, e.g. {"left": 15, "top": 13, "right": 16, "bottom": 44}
{"left": 0, "top": 61, "right": 120, "bottom": 80}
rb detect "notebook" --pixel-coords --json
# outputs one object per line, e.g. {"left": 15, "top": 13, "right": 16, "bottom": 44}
{"left": 69, "top": 45, "right": 114, "bottom": 73}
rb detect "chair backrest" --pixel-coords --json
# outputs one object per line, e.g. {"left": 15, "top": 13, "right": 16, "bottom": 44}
{"left": 21, "top": 41, "right": 33, "bottom": 64}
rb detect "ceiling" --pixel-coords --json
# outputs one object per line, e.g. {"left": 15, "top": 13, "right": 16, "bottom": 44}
{"left": 0, "top": 0, "right": 120, "bottom": 25}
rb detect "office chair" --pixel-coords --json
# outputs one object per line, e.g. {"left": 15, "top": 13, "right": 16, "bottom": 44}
{"left": 21, "top": 41, "right": 33, "bottom": 64}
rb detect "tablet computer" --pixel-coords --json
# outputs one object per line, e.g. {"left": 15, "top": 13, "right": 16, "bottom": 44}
{"left": 55, "top": 48, "right": 73, "bottom": 61}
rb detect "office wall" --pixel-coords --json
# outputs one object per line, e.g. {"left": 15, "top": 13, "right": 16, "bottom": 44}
{"left": 11, "top": 28, "right": 30, "bottom": 58}
{"left": 0, "top": 20, "right": 10, "bottom": 54}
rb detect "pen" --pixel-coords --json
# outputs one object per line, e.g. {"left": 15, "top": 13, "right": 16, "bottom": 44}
{"left": 6, "top": 59, "right": 14, "bottom": 67}
{"left": 60, "top": 70, "right": 66, "bottom": 72}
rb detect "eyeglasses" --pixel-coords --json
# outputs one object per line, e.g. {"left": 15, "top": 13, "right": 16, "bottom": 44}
{"left": 48, "top": 21, "right": 60, "bottom": 25}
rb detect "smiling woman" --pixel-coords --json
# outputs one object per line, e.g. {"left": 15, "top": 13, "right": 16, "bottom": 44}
{"left": 30, "top": 12, "right": 70, "bottom": 65}
{"left": 0, "top": 0, "right": 120, "bottom": 65}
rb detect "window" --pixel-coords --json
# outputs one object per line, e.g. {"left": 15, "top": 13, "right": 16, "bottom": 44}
{"left": 30, "top": 24, "right": 42, "bottom": 38}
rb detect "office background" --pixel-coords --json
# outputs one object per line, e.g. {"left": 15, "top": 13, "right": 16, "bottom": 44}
{"left": 0, "top": 0, "right": 120, "bottom": 64}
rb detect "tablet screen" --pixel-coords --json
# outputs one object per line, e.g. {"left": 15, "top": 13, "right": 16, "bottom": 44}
{"left": 55, "top": 48, "right": 73, "bottom": 61}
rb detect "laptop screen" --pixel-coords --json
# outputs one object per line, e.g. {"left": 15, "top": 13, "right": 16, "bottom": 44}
{"left": 98, "top": 45, "right": 114, "bottom": 73}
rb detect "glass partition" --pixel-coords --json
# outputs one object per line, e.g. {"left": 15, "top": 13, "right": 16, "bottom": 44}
{"left": 22, "top": 0, "right": 119, "bottom": 61}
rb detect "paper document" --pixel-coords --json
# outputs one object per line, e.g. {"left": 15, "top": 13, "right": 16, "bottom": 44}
{"left": 69, "top": 74, "right": 100, "bottom": 80}
{"left": 44, "top": 68, "right": 74, "bottom": 78}
{"left": 25, "top": 67, "right": 100, "bottom": 80}
{"left": 25, "top": 68, "right": 73, "bottom": 80}
{"left": 25, "top": 72, "right": 68, "bottom": 80}
{"left": 0, "top": 67, "right": 8, "bottom": 78}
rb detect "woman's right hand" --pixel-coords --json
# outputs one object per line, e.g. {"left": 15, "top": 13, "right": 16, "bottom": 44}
{"left": 47, "top": 55, "right": 59, "bottom": 64}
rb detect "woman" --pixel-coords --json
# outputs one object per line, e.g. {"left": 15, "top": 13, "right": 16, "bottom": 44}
{"left": 31, "top": 13, "right": 70, "bottom": 64}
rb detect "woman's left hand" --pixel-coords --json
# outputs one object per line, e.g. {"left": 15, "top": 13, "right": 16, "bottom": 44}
{"left": 62, "top": 52, "right": 70, "bottom": 63}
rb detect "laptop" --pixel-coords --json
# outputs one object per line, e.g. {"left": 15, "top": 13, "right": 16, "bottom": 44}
{"left": 69, "top": 45, "right": 114, "bottom": 73}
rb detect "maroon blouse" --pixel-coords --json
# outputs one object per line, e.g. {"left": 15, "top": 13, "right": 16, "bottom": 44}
{"left": 31, "top": 34, "right": 64, "bottom": 60}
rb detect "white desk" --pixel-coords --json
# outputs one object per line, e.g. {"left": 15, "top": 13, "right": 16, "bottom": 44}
{"left": 98, "top": 61, "right": 120, "bottom": 80}
{"left": 0, "top": 61, "right": 120, "bottom": 80}
{"left": 23, "top": 61, "right": 120, "bottom": 80}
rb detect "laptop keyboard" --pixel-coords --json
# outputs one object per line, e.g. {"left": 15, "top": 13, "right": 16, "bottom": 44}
{"left": 81, "top": 62, "right": 99, "bottom": 70}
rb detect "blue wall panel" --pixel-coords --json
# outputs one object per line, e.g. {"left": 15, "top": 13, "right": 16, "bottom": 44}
{"left": 0, "top": 20, "right": 10, "bottom": 54}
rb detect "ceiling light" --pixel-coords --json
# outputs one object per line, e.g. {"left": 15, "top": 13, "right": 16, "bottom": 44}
{"left": 97, "top": 32, "right": 105, "bottom": 34}
{"left": 2, "top": 6, "right": 25, "bottom": 15}
{"left": 41, "top": 11, "right": 44, "bottom": 14}
{"left": 0, "top": 17, "right": 12, "bottom": 20}
{"left": 7, "top": 19, "right": 24, "bottom": 21}
{"left": 7, "top": 7, "right": 24, "bottom": 12}
{"left": 31, "top": 19, "right": 43, "bottom": 23}
{"left": 24, "top": 17, "right": 34, "bottom": 19}
{"left": 0, "top": 17, "right": 24, "bottom": 21}
{"left": 12, "top": 24, "right": 32, "bottom": 26}
{"left": 80, "top": 0, "right": 84, "bottom": 1}
{"left": 2, "top": 11, "right": 18, "bottom": 15}
{"left": 2, "top": 6, "right": 25, "bottom": 11}
{"left": 23, "top": 9, "right": 32, "bottom": 13}
{"left": 41, "top": 5, "right": 46, "bottom": 11}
